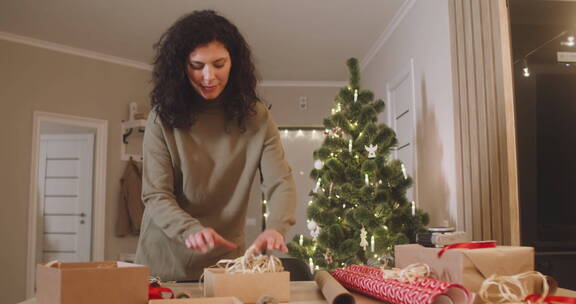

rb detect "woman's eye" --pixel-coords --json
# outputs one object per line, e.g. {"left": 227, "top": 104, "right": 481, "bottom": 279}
{"left": 214, "top": 64, "right": 224, "bottom": 69}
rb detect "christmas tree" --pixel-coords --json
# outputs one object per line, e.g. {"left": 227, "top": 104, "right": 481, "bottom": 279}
{"left": 287, "top": 58, "right": 429, "bottom": 271}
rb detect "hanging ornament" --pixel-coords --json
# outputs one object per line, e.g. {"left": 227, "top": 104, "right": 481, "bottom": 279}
{"left": 314, "top": 159, "right": 324, "bottom": 170}
{"left": 365, "top": 174, "right": 369, "bottom": 185}
{"left": 365, "top": 144, "right": 377, "bottom": 158}
{"left": 349, "top": 139, "right": 353, "bottom": 153}
{"left": 308, "top": 220, "right": 320, "bottom": 240}
{"left": 332, "top": 127, "right": 344, "bottom": 137}
{"left": 323, "top": 249, "right": 334, "bottom": 264}
{"left": 354, "top": 89, "right": 358, "bottom": 102}
{"left": 313, "top": 178, "right": 322, "bottom": 193}
{"left": 370, "top": 235, "right": 375, "bottom": 252}
{"left": 401, "top": 163, "right": 407, "bottom": 179}
{"left": 360, "top": 226, "right": 369, "bottom": 251}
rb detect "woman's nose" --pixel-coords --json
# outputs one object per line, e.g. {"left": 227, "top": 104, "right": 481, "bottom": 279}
{"left": 203, "top": 66, "right": 215, "bottom": 81}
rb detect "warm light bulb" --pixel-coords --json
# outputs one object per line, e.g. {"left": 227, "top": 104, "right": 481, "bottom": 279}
{"left": 562, "top": 35, "right": 575, "bottom": 47}
{"left": 522, "top": 67, "right": 530, "bottom": 77}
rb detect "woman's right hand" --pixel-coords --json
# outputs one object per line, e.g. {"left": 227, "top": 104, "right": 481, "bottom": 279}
{"left": 184, "top": 227, "right": 237, "bottom": 253}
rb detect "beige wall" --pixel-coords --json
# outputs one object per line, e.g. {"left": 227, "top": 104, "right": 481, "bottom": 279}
{"left": 362, "top": 0, "right": 458, "bottom": 227}
{"left": 260, "top": 86, "right": 339, "bottom": 126}
{"left": 0, "top": 39, "right": 151, "bottom": 303}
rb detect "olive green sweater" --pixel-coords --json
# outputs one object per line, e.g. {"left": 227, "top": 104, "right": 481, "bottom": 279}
{"left": 135, "top": 101, "right": 297, "bottom": 280}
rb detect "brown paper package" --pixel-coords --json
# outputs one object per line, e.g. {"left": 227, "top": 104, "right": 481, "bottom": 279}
{"left": 395, "top": 245, "right": 538, "bottom": 300}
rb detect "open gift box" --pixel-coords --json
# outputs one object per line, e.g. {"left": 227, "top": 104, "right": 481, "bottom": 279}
{"left": 395, "top": 244, "right": 535, "bottom": 295}
{"left": 203, "top": 268, "right": 290, "bottom": 303}
{"left": 36, "top": 261, "right": 149, "bottom": 304}
{"left": 150, "top": 297, "right": 243, "bottom": 304}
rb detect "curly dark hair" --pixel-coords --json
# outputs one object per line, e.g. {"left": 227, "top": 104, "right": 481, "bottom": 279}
{"left": 150, "top": 10, "right": 260, "bottom": 129}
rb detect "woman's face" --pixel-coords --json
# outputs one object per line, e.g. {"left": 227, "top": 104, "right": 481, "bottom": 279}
{"left": 186, "top": 40, "right": 232, "bottom": 100}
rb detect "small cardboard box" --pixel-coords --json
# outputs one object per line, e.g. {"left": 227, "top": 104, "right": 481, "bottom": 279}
{"left": 203, "top": 268, "right": 290, "bottom": 303}
{"left": 36, "top": 261, "right": 149, "bottom": 304}
{"left": 395, "top": 244, "right": 534, "bottom": 294}
{"left": 150, "top": 297, "right": 243, "bottom": 304}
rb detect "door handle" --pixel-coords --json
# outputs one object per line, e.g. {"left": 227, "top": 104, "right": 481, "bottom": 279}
{"left": 76, "top": 213, "right": 86, "bottom": 217}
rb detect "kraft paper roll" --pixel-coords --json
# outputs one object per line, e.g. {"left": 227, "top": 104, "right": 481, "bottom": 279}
{"left": 315, "top": 270, "right": 356, "bottom": 304}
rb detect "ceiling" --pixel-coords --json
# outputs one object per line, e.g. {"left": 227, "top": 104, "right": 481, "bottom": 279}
{"left": 510, "top": 0, "right": 576, "bottom": 65}
{"left": 0, "top": 0, "right": 407, "bottom": 82}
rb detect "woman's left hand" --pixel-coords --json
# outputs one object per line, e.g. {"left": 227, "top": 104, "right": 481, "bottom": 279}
{"left": 251, "top": 229, "right": 288, "bottom": 253}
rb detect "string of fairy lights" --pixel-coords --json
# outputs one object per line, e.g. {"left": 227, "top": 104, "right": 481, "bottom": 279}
{"left": 259, "top": 117, "right": 417, "bottom": 270}
{"left": 516, "top": 29, "right": 575, "bottom": 77}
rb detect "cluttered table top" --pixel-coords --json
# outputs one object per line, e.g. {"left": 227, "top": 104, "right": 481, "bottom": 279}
{"left": 17, "top": 281, "right": 576, "bottom": 304}
{"left": 18, "top": 281, "right": 382, "bottom": 304}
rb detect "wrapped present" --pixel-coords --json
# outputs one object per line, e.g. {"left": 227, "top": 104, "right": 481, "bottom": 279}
{"left": 203, "top": 247, "right": 290, "bottom": 303}
{"left": 36, "top": 261, "right": 149, "bottom": 304}
{"left": 332, "top": 265, "right": 472, "bottom": 304}
{"left": 395, "top": 244, "right": 534, "bottom": 296}
{"left": 478, "top": 271, "right": 557, "bottom": 303}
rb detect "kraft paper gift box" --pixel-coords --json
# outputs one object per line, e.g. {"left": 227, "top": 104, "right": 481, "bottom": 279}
{"left": 395, "top": 244, "right": 535, "bottom": 295}
{"left": 203, "top": 268, "right": 290, "bottom": 303}
{"left": 150, "top": 297, "right": 243, "bottom": 304}
{"left": 36, "top": 261, "right": 149, "bottom": 304}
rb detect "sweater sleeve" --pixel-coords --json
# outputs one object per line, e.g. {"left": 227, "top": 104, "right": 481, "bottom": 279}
{"left": 142, "top": 112, "right": 205, "bottom": 243}
{"left": 259, "top": 111, "right": 297, "bottom": 236}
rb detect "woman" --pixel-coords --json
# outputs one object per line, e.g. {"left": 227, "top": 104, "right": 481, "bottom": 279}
{"left": 135, "top": 10, "right": 297, "bottom": 281}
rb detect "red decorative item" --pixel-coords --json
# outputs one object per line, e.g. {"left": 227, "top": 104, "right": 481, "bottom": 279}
{"left": 437, "top": 241, "right": 497, "bottom": 258}
{"left": 148, "top": 282, "right": 174, "bottom": 300}
{"left": 332, "top": 265, "right": 472, "bottom": 304}
{"left": 526, "top": 295, "right": 576, "bottom": 304}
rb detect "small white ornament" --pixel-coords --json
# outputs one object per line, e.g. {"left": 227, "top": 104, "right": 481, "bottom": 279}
{"left": 349, "top": 139, "right": 353, "bottom": 153}
{"left": 313, "top": 178, "right": 322, "bottom": 193}
{"left": 365, "top": 144, "right": 378, "bottom": 158}
{"left": 360, "top": 226, "right": 368, "bottom": 251}
{"left": 401, "top": 163, "right": 407, "bottom": 179}
{"left": 354, "top": 89, "right": 358, "bottom": 102}
{"left": 314, "top": 160, "right": 324, "bottom": 170}
{"left": 308, "top": 220, "right": 320, "bottom": 240}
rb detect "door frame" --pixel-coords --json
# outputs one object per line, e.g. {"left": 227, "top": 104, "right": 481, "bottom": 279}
{"left": 386, "top": 58, "right": 419, "bottom": 205}
{"left": 26, "top": 111, "right": 108, "bottom": 297}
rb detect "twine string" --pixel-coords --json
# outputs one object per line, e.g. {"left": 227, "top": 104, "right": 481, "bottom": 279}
{"left": 381, "top": 263, "right": 431, "bottom": 283}
{"left": 215, "top": 245, "right": 284, "bottom": 274}
{"left": 478, "top": 271, "right": 549, "bottom": 304}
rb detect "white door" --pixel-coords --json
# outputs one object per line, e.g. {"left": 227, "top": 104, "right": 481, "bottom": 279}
{"left": 384, "top": 60, "right": 418, "bottom": 203}
{"left": 38, "top": 134, "right": 94, "bottom": 262}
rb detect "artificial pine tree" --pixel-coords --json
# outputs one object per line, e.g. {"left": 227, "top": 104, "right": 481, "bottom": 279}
{"left": 287, "top": 58, "right": 429, "bottom": 271}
